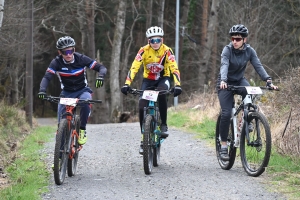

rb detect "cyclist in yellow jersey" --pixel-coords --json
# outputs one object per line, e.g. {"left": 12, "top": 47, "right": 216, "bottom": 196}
{"left": 121, "top": 26, "right": 182, "bottom": 154}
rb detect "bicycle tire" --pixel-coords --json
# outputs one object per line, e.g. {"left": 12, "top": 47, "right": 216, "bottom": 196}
{"left": 240, "top": 112, "right": 271, "bottom": 177}
{"left": 143, "top": 115, "right": 154, "bottom": 175}
{"left": 68, "top": 115, "right": 80, "bottom": 177}
{"left": 54, "top": 119, "right": 69, "bottom": 185}
{"left": 215, "top": 115, "right": 237, "bottom": 170}
{"left": 153, "top": 110, "right": 161, "bottom": 167}
{"left": 153, "top": 144, "right": 160, "bottom": 167}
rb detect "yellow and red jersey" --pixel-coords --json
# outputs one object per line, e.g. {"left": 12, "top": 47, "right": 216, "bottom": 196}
{"left": 125, "top": 44, "right": 181, "bottom": 86}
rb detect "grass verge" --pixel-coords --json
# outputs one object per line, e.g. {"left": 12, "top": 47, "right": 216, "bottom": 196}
{"left": 168, "top": 108, "right": 300, "bottom": 200}
{"left": 0, "top": 126, "right": 55, "bottom": 199}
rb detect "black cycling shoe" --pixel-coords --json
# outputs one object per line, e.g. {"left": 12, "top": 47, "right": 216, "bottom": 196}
{"left": 160, "top": 124, "right": 169, "bottom": 138}
{"left": 220, "top": 147, "right": 229, "bottom": 161}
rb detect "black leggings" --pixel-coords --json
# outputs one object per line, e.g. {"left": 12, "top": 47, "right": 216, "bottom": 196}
{"left": 138, "top": 78, "right": 170, "bottom": 132}
{"left": 217, "top": 78, "right": 249, "bottom": 141}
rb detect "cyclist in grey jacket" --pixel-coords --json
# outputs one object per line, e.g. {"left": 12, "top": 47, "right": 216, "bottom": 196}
{"left": 217, "top": 24, "right": 278, "bottom": 161}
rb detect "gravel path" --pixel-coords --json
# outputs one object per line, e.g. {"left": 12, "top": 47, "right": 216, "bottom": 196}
{"left": 41, "top": 122, "right": 285, "bottom": 200}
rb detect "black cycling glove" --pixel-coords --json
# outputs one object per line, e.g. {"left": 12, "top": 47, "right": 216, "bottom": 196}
{"left": 121, "top": 84, "right": 130, "bottom": 95}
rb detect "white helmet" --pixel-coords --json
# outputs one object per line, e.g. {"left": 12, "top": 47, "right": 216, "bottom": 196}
{"left": 146, "top": 26, "right": 164, "bottom": 38}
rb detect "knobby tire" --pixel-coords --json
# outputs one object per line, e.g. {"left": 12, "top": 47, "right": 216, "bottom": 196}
{"left": 54, "top": 119, "right": 69, "bottom": 185}
{"left": 153, "top": 110, "right": 161, "bottom": 167}
{"left": 143, "top": 115, "right": 154, "bottom": 175}
{"left": 215, "top": 115, "right": 237, "bottom": 170}
{"left": 67, "top": 115, "right": 80, "bottom": 177}
{"left": 240, "top": 112, "right": 271, "bottom": 177}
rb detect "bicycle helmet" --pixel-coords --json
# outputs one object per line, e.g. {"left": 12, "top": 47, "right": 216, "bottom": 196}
{"left": 229, "top": 24, "right": 248, "bottom": 37}
{"left": 56, "top": 36, "right": 76, "bottom": 49}
{"left": 146, "top": 26, "right": 164, "bottom": 38}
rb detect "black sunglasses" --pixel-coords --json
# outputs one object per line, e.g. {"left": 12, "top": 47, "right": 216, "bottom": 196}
{"left": 231, "top": 37, "right": 243, "bottom": 42}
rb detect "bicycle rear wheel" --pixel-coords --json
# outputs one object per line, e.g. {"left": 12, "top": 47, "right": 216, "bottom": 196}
{"left": 153, "top": 143, "right": 160, "bottom": 167}
{"left": 153, "top": 110, "right": 161, "bottom": 167}
{"left": 54, "top": 119, "right": 69, "bottom": 185}
{"left": 68, "top": 115, "right": 80, "bottom": 177}
{"left": 215, "top": 115, "right": 236, "bottom": 170}
{"left": 240, "top": 112, "right": 271, "bottom": 177}
{"left": 143, "top": 115, "right": 155, "bottom": 175}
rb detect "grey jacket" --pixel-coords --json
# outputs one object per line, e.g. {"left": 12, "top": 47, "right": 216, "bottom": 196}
{"left": 219, "top": 43, "right": 270, "bottom": 83}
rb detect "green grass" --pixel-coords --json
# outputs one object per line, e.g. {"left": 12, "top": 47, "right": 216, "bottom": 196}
{"left": 168, "top": 109, "right": 216, "bottom": 141}
{"left": 168, "top": 109, "right": 300, "bottom": 200}
{"left": 0, "top": 126, "right": 55, "bottom": 200}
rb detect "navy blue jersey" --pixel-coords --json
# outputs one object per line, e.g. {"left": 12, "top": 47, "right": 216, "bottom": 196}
{"left": 39, "top": 52, "right": 107, "bottom": 92}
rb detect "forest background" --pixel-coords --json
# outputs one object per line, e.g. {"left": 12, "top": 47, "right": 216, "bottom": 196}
{"left": 0, "top": 0, "right": 299, "bottom": 123}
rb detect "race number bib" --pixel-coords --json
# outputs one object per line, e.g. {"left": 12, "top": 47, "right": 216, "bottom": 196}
{"left": 146, "top": 63, "right": 164, "bottom": 73}
{"left": 60, "top": 98, "right": 78, "bottom": 106}
{"left": 142, "top": 90, "right": 159, "bottom": 102}
{"left": 245, "top": 87, "right": 263, "bottom": 94}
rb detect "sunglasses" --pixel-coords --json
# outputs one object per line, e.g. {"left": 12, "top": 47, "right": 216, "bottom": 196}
{"left": 231, "top": 37, "right": 243, "bottom": 42}
{"left": 61, "top": 48, "right": 75, "bottom": 55}
{"left": 149, "top": 38, "right": 162, "bottom": 44}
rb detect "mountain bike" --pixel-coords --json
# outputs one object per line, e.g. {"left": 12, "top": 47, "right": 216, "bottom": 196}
{"left": 215, "top": 85, "right": 276, "bottom": 177}
{"left": 43, "top": 96, "right": 102, "bottom": 185}
{"left": 128, "top": 87, "right": 172, "bottom": 175}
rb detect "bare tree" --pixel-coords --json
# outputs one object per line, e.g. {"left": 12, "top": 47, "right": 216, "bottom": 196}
{"left": 199, "top": 0, "right": 219, "bottom": 90}
{"left": 0, "top": 0, "right": 4, "bottom": 28}
{"left": 110, "top": 0, "right": 126, "bottom": 122}
{"left": 158, "top": 0, "right": 165, "bottom": 28}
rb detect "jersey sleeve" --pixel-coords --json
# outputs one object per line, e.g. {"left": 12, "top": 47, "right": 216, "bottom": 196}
{"left": 249, "top": 47, "right": 270, "bottom": 81}
{"left": 39, "top": 60, "right": 56, "bottom": 92}
{"left": 125, "top": 48, "right": 144, "bottom": 85}
{"left": 82, "top": 54, "right": 107, "bottom": 77}
{"left": 166, "top": 49, "right": 181, "bottom": 86}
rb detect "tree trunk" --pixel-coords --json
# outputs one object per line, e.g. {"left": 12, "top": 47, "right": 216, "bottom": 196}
{"left": 201, "top": 0, "right": 208, "bottom": 52}
{"left": 0, "top": 0, "right": 4, "bottom": 28}
{"left": 199, "top": 0, "right": 219, "bottom": 90}
{"left": 178, "top": 0, "right": 190, "bottom": 68}
{"left": 110, "top": 0, "right": 126, "bottom": 122}
{"left": 77, "top": 0, "right": 109, "bottom": 123}
{"left": 146, "top": 0, "right": 153, "bottom": 29}
{"left": 158, "top": 0, "right": 165, "bottom": 28}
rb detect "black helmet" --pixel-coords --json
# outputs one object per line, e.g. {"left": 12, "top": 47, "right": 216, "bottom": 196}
{"left": 229, "top": 24, "right": 248, "bottom": 37}
{"left": 56, "top": 36, "right": 76, "bottom": 49}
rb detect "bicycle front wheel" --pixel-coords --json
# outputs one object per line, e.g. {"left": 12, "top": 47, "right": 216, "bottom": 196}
{"left": 215, "top": 115, "right": 236, "bottom": 170}
{"left": 143, "top": 115, "right": 155, "bottom": 175}
{"left": 68, "top": 115, "right": 80, "bottom": 177}
{"left": 240, "top": 112, "right": 271, "bottom": 177}
{"left": 54, "top": 119, "right": 69, "bottom": 185}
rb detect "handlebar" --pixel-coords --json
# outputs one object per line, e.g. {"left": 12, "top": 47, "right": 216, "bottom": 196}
{"left": 226, "top": 85, "right": 279, "bottom": 91}
{"left": 128, "top": 88, "right": 173, "bottom": 96}
{"left": 42, "top": 95, "right": 102, "bottom": 104}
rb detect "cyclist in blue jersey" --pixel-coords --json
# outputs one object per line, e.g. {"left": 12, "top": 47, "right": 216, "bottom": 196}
{"left": 38, "top": 36, "right": 107, "bottom": 145}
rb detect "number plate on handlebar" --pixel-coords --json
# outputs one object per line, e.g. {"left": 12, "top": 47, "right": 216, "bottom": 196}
{"left": 60, "top": 98, "right": 78, "bottom": 106}
{"left": 245, "top": 86, "right": 263, "bottom": 94}
{"left": 142, "top": 90, "right": 159, "bottom": 102}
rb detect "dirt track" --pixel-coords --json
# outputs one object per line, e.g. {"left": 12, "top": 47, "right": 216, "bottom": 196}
{"left": 41, "top": 122, "right": 285, "bottom": 200}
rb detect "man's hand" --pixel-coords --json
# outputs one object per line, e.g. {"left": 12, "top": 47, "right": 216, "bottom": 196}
{"left": 173, "top": 86, "right": 182, "bottom": 97}
{"left": 38, "top": 92, "right": 46, "bottom": 99}
{"left": 266, "top": 78, "right": 278, "bottom": 90}
{"left": 121, "top": 84, "right": 130, "bottom": 95}
{"left": 220, "top": 80, "right": 227, "bottom": 89}
{"left": 95, "top": 76, "right": 104, "bottom": 88}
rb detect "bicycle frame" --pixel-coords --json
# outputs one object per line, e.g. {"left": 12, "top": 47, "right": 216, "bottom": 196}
{"left": 143, "top": 100, "right": 164, "bottom": 146}
{"left": 63, "top": 104, "right": 82, "bottom": 155}
{"left": 232, "top": 93, "right": 261, "bottom": 148}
